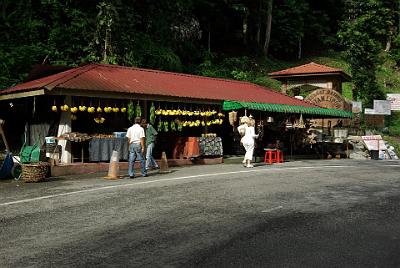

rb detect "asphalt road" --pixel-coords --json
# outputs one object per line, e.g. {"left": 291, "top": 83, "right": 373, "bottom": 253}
{"left": 1, "top": 159, "right": 400, "bottom": 267}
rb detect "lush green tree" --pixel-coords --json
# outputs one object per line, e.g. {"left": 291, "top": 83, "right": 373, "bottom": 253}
{"left": 339, "top": 0, "right": 396, "bottom": 106}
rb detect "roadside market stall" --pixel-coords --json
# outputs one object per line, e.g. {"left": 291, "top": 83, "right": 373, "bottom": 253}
{"left": 0, "top": 63, "right": 352, "bottom": 176}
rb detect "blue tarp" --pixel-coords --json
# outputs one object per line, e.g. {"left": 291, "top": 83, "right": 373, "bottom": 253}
{"left": 0, "top": 153, "right": 13, "bottom": 179}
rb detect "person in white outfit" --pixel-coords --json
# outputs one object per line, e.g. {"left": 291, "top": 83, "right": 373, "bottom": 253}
{"left": 237, "top": 117, "right": 258, "bottom": 168}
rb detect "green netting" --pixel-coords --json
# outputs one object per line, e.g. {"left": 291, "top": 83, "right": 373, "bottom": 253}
{"left": 223, "top": 100, "right": 352, "bottom": 118}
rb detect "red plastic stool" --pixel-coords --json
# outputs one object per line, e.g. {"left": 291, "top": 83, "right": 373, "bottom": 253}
{"left": 276, "top": 150, "right": 284, "bottom": 163}
{"left": 264, "top": 149, "right": 277, "bottom": 164}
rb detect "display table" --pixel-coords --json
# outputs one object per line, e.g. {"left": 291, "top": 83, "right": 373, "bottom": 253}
{"left": 172, "top": 137, "right": 223, "bottom": 159}
{"left": 89, "top": 137, "right": 129, "bottom": 162}
{"left": 198, "top": 137, "right": 223, "bottom": 156}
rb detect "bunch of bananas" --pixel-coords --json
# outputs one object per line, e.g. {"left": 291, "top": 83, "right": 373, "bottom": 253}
{"left": 53, "top": 104, "right": 126, "bottom": 113}
{"left": 104, "top": 107, "right": 113, "bottom": 113}
{"left": 94, "top": 117, "right": 105, "bottom": 124}
{"left": 155, "top": 108, "right": 222, "bottom": 117}
{"left": 60, "top": 104, "right": 69, "bottom": 112}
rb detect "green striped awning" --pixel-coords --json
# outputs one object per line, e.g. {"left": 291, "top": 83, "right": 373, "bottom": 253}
{"left": 223, "top": 100, "right": 352, "bottom": 118}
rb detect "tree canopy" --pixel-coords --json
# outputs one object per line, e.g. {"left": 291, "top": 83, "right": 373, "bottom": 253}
{"left": 0, "top": 0, "right": 399, "bottom": 106}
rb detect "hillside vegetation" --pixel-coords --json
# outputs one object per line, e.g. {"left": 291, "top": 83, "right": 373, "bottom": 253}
{"left": 0, "top": 0, "right": 399, "bottom": 136}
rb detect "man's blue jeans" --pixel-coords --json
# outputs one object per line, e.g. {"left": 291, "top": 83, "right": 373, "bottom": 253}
{"left": 146, "top": 142, "right": 159, "bottom": 169}
{"left": 128, "top": 143, "right": 146, "bottom": 177}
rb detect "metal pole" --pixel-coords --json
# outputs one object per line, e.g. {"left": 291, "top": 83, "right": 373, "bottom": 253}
{"left": 0, "top": 119, "right": 10, "bottom": 152}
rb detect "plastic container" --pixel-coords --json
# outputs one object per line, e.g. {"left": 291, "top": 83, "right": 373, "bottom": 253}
{"left": 113, "top": 132, "right": 126, "bottom": 138}
{"left": 45, "top": 136, "right": 56, "bottom": 144}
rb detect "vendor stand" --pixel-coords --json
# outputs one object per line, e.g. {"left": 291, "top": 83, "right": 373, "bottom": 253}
{"left": 222, "top": 100, "right": 353, "bottom": 160}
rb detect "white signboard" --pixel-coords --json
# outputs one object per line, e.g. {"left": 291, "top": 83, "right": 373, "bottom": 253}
{"left": 373, "top": 100, "right": 391, "bottom": 115}
{"left": 387, "top": 94, "right": 400, "bottom": 111}
{"left": 364, "top": 108, "right": 376, "bottom": 114}
{"left": 361, "top": 135, "right": 387, "bottom": 151}
{"left": 352, "top": 101, "right": 362, "bottom": 113}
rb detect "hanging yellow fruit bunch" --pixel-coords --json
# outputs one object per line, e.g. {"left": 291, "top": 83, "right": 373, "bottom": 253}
{"left": 120, "top": 107, "right": 127, "bottom": 113}
{"left": 88, "top": 106, "right": 96, "bottom": 113}
{"left": 79, "top": 105, "right": 87, "bottom": 112}
{"left": 60, "top": 104, "right": 69, "bottom": 112}
{"left": 96, "top": 106, "right": 102, "bottom": 113}
{"left": 70, "top": 107, "right": 78, "bottom": 113}
{"left": 104, "top": 107, "right": 112, "bottom": 113}
{"left": 217, "top": 112, "right": 224, "bottom": 117}
{"left": 51, "top": 100, "right": 58, "bottom": 112}
{"left": 94, "top": 117, "right": 105, "bottom": 124}
{"left": 113, "top": 107, "right": 119, "bottom": 113}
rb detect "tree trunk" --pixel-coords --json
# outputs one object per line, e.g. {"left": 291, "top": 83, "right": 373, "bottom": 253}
{"left": 298, "top": 36, "right": 302, "bottom": 59}
{"left": 385, "top": 37, "right": 391, "bottom": 52}
{"left": 208, "top": 22, "right": 211, "bottom": 53}
{"left": 263, "top": 0, "right": 273, "bottom": 57}
{"left": 243, "top": 12, "right": 248, "bottom": 45}
{"left": 385, "top": 29, "right": 392, "bottom": 52}
{"left": 256, "top": 0, "right": 262, "bottom": 44}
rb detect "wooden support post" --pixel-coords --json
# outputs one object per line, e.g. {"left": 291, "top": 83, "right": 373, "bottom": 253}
{"left": 0, "top": 119, "right": 10, "bottom": 152}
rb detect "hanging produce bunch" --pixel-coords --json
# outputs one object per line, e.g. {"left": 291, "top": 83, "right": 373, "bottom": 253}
{"left": 127, "top": 101, "right": 135, "bottom": 121}
{"left": 51, "top": 98, "right": 127, "bottom": 124}
{"left": 135, "top": 101, "right": 142, "bottom": 118}
{"left": 149, "top": 102, "right": 156, "bottom": 124}
{"left": 154, "top": 104, "right": 225, "bottom": 132}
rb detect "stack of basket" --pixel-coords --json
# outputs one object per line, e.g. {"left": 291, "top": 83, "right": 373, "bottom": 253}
{"left": 21, "top": 162, "right": 49, "bottom": 183}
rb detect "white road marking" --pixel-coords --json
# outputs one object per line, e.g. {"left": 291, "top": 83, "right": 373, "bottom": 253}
{"left": 261, "top": 206, "right": 283, "bottom": 213}
{"left": 0, "top": 164, "right": 380, "bottom": 207}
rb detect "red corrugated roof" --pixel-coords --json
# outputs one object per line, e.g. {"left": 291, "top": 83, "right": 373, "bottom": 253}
{"left": 1, "top": 63, "right": 319, "bottom": 108}
{"left": 269, "top": 62, "right": 351, "bottom": 81}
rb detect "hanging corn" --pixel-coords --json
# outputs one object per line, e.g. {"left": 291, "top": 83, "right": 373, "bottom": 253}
{"left": 149, "top": 102, "right": 156, "bottom": 124}
{"left": 135, "top": 101, "right": 142, "bottom": 118}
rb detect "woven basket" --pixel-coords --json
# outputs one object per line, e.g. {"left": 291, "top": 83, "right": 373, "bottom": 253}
{"left": 21, "top": 162, "right": 49, "bottom": 183}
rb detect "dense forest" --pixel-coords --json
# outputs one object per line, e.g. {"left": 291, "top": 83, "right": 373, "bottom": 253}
{"left": 0, "top": 0, "right": 399, "bottom": 107}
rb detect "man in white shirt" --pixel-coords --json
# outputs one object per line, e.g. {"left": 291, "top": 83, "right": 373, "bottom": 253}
{"left": 126, "top": 117, "right": 147, "bottom": 178}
